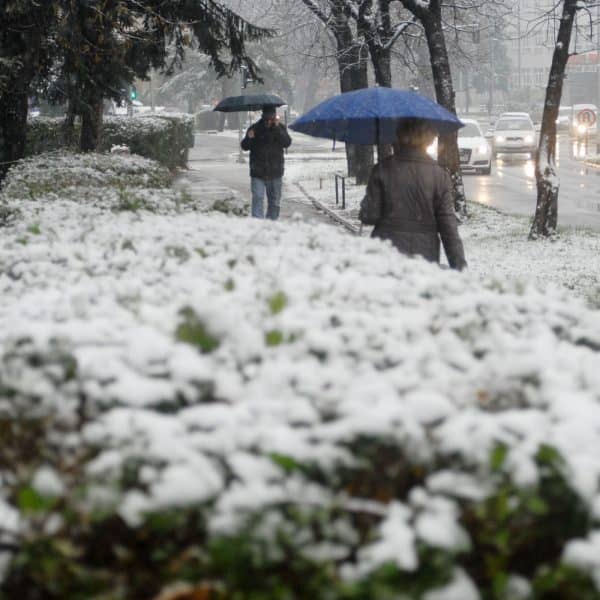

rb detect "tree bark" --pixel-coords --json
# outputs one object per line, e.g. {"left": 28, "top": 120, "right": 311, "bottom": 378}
{"left": 333, "top": 4, "right": 373, "bottom": 184}
{"left": 420, "top": 4, "right": 467, "bottom": 217}
{"left": 529, "top": 0, "right": 577, "bottom": 239}
{"left": 359, "top": 0, "right": 394, "bottom": 160}
{"left": 0, "top": 91, "right": 28, "bottom": 182}
{"left": 80, "top": 98, "right": 104, "bottom": 152}
{"left": 301, "top": 0, "right": 374, "bottom": 183}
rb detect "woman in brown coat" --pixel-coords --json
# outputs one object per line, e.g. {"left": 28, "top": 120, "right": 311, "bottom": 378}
{"left": 359, "top": 119, "right": 467, "bottom": 270}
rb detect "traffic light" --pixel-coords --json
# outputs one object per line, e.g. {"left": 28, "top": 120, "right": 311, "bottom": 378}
{"left": 130, "top": 85, "right": 137, "bottom": 101}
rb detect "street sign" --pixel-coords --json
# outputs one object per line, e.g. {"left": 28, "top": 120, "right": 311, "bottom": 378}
{"left": 576, "top": 108, "right": 596, "bottom": 126}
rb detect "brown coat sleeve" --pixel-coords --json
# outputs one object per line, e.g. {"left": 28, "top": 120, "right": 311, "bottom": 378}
{"left": 434, "top": 170, "right": 467, "bottom": 271}
{"left": 359, "top": 164, "right": 384, "bottom": 225}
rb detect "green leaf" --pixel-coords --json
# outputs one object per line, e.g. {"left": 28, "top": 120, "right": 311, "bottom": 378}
{"left": 18, "top": 486, "right": 55, "bottom": 513}
{"left": 268, "top": 291, "right": 288, "bottom": 315}
{"left": 536, "top": 444, "right": 562, "bottom": 467}
{"left": 175, "top": 307, "right": 220, "bottom": 353}
{"left": 265, "top": 330, "right": 284, "bottom": 346}
{"left": 490, "top": 444, "right": 508, "bottom": 472}
{"left": 526, "top": 495, "right": 548, "bottom": 515}
{"left": 270, "top": 453, "right": 301, "bottom": 474}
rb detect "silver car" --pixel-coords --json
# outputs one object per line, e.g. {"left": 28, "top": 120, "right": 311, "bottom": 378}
{"left": 492, "top": 113, "right": 536, "bottom": 158}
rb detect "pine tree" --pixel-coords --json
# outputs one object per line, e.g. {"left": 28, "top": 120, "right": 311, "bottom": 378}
{"left": 0, "top": 1, "right": 56, "bottom": 179}
{"left": 0, "top": 1, "right": 272, "bottom": 176}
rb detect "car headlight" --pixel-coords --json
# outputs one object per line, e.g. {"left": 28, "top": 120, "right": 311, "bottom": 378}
{"left": 524, "top": 135, "right": 534, "bottom": 144}
{"left": 426, "top": 142, "right": 436, "bottom": 157}
{"left": 577, "top": 124, "right": 587, "bottom": 134}
{"left": 477, "top": 144, "right": 488, "bottom": 154}
{"left": 495, "top": 135, "right": 505, "bottom": 143}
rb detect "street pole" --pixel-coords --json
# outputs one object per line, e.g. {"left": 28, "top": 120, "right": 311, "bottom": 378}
{"left": 596, "top": 2, "right": 600, "bottom": 152}
{"left": 150, "top": 72, "right": 155, "bottom": 113}
{"left": 517, "top": 2, "right": 522, "bottom": 90}
{"left": 489, "top": 21, "right": 495, "bottom": 117}
{"left": 237, "top": 69, "right": 245, "bottom": 164}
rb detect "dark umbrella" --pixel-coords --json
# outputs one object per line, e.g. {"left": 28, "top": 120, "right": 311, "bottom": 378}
{"left": 289, "top": 87, "right": 463, "bottom": 145}
{"left": 213, "top": 93, "right": 286, "bottom": 113}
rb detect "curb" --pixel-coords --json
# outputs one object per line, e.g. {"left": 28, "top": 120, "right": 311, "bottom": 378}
{"left": 294, "top": 182, "right": 361, "bottom": 235}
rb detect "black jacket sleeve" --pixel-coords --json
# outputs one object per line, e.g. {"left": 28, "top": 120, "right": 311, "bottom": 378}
{"left": 241, "top": 127, "right": 255, "bottom": 151}
{"left": 277, "top": 124, "right": 292, "bottom": 148}
{"left": 434, "top": 170, "right": 467, "bottom": 271}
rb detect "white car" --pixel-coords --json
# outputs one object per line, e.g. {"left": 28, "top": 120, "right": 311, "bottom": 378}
{"left": 456, "top": 118, "right": 492, "bottom": 175}
{"left": 426, "top": 118, "right": 492, "bottom": 175}
{"left": 491, "top": 113, "right": 536, "bottom": 158}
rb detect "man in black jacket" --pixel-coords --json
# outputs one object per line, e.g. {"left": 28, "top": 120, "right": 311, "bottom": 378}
{"left": 241, "top": 106, "right": 292, "bottom": 220}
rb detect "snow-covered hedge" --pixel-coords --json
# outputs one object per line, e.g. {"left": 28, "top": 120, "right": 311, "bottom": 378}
{"left": 26, "top": 113, "right": 194, "bottom": 169}
{"left": 2, "top": 154, "right": 600, "bottom": 598}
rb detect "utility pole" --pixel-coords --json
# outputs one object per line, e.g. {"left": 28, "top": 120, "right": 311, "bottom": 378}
{"left": 517, "top": 1, "right": 522, "bottom": 89}
{"left": 488, "top": 20, "right": 495, "bottom": 117}
{"left": 237, "top": 67, "right": 246, "bottom": 164}
{"left": 597, "top": 1, "right": 600, "bottom": 152}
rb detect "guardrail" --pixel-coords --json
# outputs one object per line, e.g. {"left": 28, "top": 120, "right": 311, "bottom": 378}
{"left": 334, "top": 173, "right": 346, "bottom": 209}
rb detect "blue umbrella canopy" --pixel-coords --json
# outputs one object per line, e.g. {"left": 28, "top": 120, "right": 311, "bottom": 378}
{"left": 213, "top": 94, "right": 286, "bottom": 113}
{"left": 289, "top": 87, "right": 463, "bottom": 145}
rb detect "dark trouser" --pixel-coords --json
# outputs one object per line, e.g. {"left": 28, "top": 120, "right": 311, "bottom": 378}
{"left": 251, "top": 177, "right": 282, "bottom": 220}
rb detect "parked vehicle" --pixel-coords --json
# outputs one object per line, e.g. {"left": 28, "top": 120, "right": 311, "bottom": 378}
{"left": 491, "top": 113, "right": 536, "bottom": 158}
{"left": 426, "top": 118, "right": 491, "bottom": 175}
{"left": 556, "top": 105, "right": 571, "bottom": 131}
{"left": 570, "top": 103, "right": 597, "bottom": 139}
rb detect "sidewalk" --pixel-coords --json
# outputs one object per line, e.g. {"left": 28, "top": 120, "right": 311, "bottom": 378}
{"left": 175, "top": 164, "right": 336, "bottom": 225}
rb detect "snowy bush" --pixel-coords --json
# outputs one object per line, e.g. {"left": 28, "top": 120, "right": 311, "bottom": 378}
{"left": 25, "top": 113, "right": 194, "bottom": 169}
{"left": 0, "top": 153, "right": 206, "bottom": 216}
{"left": 2, "top": 156, "right": 600, "bottom": 597}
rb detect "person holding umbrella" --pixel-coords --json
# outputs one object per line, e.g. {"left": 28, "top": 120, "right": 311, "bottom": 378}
{"left": 241, "top": 106, "right": 292, "bottom": 220}
{"left": 359, "top": 118, "right": 467, "bottom": 271}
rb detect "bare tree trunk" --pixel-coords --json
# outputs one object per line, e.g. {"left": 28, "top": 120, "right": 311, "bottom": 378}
{"left": 421, "top": 5, "right": 467, "bottom": 217}
{"left": 301, "top": 0, "right": 373, "bottom": 183}
{"left": 529, "top": 0, "right": 577, "bottom": 239}
{"left": 0, "top": 91, "right": 28, "bottom": 182}
{"left": 335, "top": 17, "right": 373, "bottom": 183}
{"left": 358, "top": 0, "right": 394, "bottom": 159}
{"left": 80, "top": 98, "right": 104, "bottom": 152}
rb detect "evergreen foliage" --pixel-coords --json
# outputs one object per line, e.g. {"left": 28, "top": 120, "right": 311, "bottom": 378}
{"left": 0, "top": 1, "right": 272, "bottom": 171}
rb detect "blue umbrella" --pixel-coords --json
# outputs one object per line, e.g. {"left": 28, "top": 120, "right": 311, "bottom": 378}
{"left": 289, "top": 87, "right": 463, "bottom": 145}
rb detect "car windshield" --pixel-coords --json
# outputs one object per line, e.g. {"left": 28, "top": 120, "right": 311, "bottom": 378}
{"left": 496, "top": 119, "right": 532, "bottom": 130}
{"left": 559, "top": 107, "right": 571, "bottom": 116}
{"left": 458, "top": 123, "right": 481, "bottom": 138}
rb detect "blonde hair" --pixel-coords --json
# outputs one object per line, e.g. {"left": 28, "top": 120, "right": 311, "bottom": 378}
{"left": 395, "top": 119, "right": 437, "bottom": 149}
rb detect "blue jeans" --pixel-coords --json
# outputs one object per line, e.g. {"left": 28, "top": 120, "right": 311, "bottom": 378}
{"left": 251, "top": 177, "right": 282, "bottom": 220}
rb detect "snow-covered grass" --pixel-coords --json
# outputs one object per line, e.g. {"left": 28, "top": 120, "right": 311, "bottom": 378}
{"left": 290, "top": 165, "right": 600, "bottom": 307}
{"left": 2, "top": 152, "right": 600, "bottom": 598}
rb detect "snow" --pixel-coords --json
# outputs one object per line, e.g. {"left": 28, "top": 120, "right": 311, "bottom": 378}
{"left": 290, "top": 164, "right": 600, "bottom": 306}
{"left": 563, "top": 530, "right": 600, "bottom": 588}
{"left": 32, "top": 467, "right": 65, "bottom": 498}
{"left": 2, "top": 151, "right": 600, "bottom": 590}
{"left": 423, "top": 568, "right": 480, "bottom": 600}
{"left": 348, "top": 502, "right": 418, "bottom": 576}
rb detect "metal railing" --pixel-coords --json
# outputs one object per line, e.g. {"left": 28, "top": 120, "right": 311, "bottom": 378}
{"left": 334, "top": 173, "right": 346, "bottom": 209}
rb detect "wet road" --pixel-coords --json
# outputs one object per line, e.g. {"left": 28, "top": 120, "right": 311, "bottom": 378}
{"left": 192, "top": 131, "right": 600, "bottom": 231}
{"left": 463, "top": 134, "right": 600, "bottom": 230}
